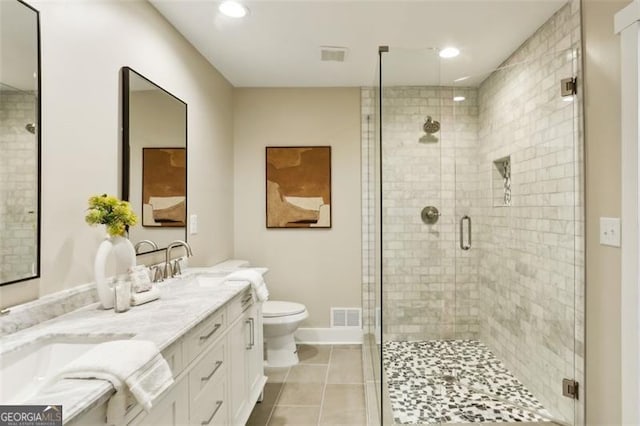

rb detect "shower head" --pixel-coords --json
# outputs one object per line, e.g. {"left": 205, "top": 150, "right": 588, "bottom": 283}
{"left": 420, "top": 116, "right": 440, "bottom": 143}
{"left": 422, "top": 116, "right": 440, "bottom": 134}
{"left": 25, "top": 123, "right": 36, "bottom": 134}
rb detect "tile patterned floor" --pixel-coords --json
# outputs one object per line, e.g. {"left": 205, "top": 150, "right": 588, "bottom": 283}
{"left": 247, "top": 344, "right": 366, "bottom": 426}
{"left": 383, "top": 340, "right": 552, "bottom": 424}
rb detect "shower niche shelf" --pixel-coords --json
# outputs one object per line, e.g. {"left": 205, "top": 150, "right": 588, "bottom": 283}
{"left": 493, "top": 156, "right": 511, "bottom": 207}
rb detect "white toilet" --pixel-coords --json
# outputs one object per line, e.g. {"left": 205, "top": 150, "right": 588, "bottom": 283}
{"left": 262, "top": 300, "right": 308, "bottom": 367}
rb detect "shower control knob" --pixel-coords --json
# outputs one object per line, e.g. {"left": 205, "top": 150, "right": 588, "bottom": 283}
{"left": 421, "top": 206, "right": 440, "bottom": 225}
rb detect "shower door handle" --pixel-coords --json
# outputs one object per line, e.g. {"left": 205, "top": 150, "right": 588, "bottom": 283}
{"left": 460, "top": 216, "right": 471, "bottom": 250}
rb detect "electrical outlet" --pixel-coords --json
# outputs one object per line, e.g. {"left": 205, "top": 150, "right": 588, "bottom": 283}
{"left": 600, "top": 217, "right": 621, "bottom": 247}
{"left": 190, "top": 214, "right": 198, "bottom": 235}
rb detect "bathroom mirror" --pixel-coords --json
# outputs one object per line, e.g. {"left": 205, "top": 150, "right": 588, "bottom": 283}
{"left": 122, "top": 67, "right": 187, "bottom": 255}
{"left": 0, "top": 0, "right": 41, "bottom": 286}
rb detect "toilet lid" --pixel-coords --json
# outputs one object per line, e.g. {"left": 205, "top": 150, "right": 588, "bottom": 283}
{"left": 263, "top": 301, "right": 306, "bottom": 318}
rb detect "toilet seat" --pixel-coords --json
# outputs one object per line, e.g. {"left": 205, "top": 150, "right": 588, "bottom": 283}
{"left": 263, "top": 301, "right": 306, "bottom": 318}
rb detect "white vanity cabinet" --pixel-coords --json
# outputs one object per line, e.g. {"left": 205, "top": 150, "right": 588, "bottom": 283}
{"left": 228, "top": 291, "right": 266, "bottom": 426}
{"left": 78, "top": 287, "right": 265, "bottom": 426}
{"left": 128, "top": 306, "right": 227, "bottom": 426}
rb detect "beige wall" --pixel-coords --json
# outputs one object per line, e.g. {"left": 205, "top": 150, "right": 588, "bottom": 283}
{"left": 583, "top": 0, "right": 628, "bottom": 423}
{"left": 233, "top": 88, "right": 361, "bottom": 328}
{"left": 0, "top": 0, "right": 234, "bottom": 309}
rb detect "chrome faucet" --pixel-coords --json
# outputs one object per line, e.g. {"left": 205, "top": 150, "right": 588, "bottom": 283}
{"left": 164, "top": 240, "right": 193, "bottom": 279}
{"left": 134, "top": 239, "right": 158, "bottom": 254}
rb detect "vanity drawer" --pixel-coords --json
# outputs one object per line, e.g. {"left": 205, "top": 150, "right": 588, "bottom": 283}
{"left": 227, "top": 289, "right": 254, "bottom": 323}
{"left": 184, "top": 308, "right": 226, "bottom": 365}
{"left": 189, "top": 338, "right": 226, "bottom": 404}
{"left": 191, "top": 376, "right": 227, "bottom": 426}
{"left": 127, "top": 377, "right": 188, "bottom": 426}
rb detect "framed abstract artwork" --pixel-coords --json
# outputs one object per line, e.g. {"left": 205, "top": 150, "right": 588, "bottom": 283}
{"left": 266, "top": 146, "right": 331, "bottom": 228}
{"left": 142, "top": 147, "right": 186, "bottom": 227}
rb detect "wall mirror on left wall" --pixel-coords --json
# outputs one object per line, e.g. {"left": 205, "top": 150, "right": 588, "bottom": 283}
{"left": 122, "top": 67, "right": 187, "bottom": 254}
{"left": 0, "top": 0, "right": 41, "bottom": 286}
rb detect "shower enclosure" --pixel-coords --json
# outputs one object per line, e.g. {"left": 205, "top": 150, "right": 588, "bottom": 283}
{"left": 362, "top": 2, "right": 584, "bottom": 424}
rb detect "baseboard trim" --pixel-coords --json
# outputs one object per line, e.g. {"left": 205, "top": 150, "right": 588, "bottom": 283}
{"left": 295, "top": 327, "right": 363, "bottom": 344}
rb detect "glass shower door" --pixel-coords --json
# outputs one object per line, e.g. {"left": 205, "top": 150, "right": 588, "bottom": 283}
{"left": 450, "top": 47, "right": 581, "bottom": 424}
{"left": 378, "top": 47, "right": 446, "bottom": 424}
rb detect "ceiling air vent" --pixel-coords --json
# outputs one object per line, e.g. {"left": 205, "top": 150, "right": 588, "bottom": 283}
{"left": 320, "top": 46, "right": 347, "bottom": 62}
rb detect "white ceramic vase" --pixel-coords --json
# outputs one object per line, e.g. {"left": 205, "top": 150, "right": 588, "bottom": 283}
{"left": 94, "top": 235, "right": 136, "bottom": 309}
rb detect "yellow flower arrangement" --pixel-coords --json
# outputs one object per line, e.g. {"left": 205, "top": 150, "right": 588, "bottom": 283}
{"left": 85, "top": 194, "right": 138, "bottom": 237}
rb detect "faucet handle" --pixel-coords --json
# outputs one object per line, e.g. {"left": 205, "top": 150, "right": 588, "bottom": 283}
{"left": 172, "top": 259, "right": 182, "bottom": 277}
{"left": 164, "top": 262, "right": 173, "bottom": 280}
{"left": 152, "top": 265, "right": 164, "bottom": 283}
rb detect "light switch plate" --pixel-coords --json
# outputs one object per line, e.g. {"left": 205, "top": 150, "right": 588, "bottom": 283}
{"left": 600, "top": 217, "right": 621, "bottom": 247}
{"left": 189, "top": 214, "right": 198, "bottom": 235}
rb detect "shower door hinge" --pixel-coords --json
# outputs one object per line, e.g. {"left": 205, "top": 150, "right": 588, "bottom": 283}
{"left": 562, "top": 378, "right": 579, "bottom": 400}
{"left": 561, "top": 77, "right": 578, "bottom": 97}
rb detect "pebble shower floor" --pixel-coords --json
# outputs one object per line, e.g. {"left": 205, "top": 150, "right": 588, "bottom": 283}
{"left": 383, "top": 340, "right": 552, "bottom": 423}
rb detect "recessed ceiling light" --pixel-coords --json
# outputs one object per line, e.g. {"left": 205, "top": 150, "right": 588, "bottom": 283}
{"left": 453, "top": 96, "right": 466, "bottom": 102}
{"left": 439, "top": 47, "right": 460, "bottom": 59}
{"left": 219, "top": 1, "right": 248, "bottom": 18}
{"left": 454, "top": 76, "right": 470, "bottom": 83}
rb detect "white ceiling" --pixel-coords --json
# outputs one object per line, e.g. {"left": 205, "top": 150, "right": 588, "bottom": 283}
{"left": 150, "top": 0, "right": 568, "bottom": 87}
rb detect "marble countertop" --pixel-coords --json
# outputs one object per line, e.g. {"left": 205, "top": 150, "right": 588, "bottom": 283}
{"left": 0, "top": 264, "right": 259, "bottom": 423}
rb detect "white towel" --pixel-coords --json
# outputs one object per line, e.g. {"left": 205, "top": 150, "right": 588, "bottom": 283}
{"left": 131, "top": 286, "right": 161, "bottom": 306}
{"left": 225, "top": 269, "right": 269, "bottom": 302}
{"left": 57, "top": 340, "right": 173, "bottom": 416}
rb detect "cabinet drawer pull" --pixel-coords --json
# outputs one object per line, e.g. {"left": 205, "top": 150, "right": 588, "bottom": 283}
{"left": 241, "top": 295, "right": 253, "bottom": 311}
{"left": 244, "top": 318, "right": 254, "bottom": 350}
{"left": 201, "top": 360, "right": 223, "bottom": 382}
{"left": 201, "top": 400, "right": 223, "bottom": 425}
{"left": 199, "top": 323, "right": 222, "bottom": 342}
{"left": 249, "top": 317, "right": 255, "bottom": 349}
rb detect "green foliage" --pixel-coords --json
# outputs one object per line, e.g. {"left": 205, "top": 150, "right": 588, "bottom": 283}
{"left": 85, "top": 194, "right": 138, "bottom": 237}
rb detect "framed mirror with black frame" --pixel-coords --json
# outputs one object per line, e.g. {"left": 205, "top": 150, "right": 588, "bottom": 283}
{"left": 0, "top": 0, "right": 41, "bottom": 286}
{"left": 121, "top": 67, "right": 187, "bottom": 255}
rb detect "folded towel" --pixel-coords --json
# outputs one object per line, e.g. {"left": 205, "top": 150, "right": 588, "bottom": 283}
{"left": 129, "top": 265, "right": 152, "bottom": 293}
{"left": 225, "top": 269, "right": 269, "bottom": 302}
{"left": 57, "top": 340, "right": 173, "bottom": 414}
{"left": 131, "top": 286, "right": 161, "bottom": 306}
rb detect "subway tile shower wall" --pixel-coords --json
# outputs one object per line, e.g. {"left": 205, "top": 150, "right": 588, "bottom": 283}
{"left": 374, "top": 85, "right": 481, "bottom": 342}
{"left": 361, "top": 1, "right": 584, "bottom": 423}
{"left": 0, "top": 91, "right": 38, "bottom": 283}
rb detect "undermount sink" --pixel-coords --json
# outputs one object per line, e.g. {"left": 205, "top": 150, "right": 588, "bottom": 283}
{"left": 193, "top": 270, "right": 228, "bottom": 288}
{"left": 181, "top": 266, "right": 264, "bottom": 288}
{"left": 0, "top": 334, "right": 133, "bottom": 403}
